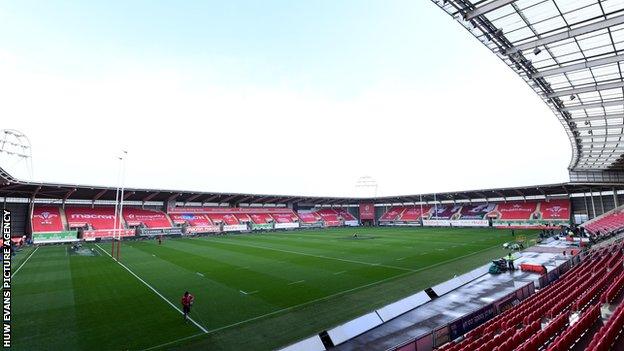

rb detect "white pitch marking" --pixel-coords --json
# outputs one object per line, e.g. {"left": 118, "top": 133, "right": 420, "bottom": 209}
{"left": 12, "top": 246, "right": 39, "bottom": 277}
{"left": 193, "top": 244, "right": 504, "bottom": 337}
{"left": 196, "top": 272, "right": 204, "bottom": 277}
{"left": 239, "top": 290, "right": 259, "bottom": 295}
{"left": 396, "top": 257, "right": 406, "bottom": 261}
{"left": 333, "top": 270, "right": 347, "bottom": 275}
{"left": 139, "top": 332, "right": 205, "bottom": 351}
{"left": 288, "top": 280, "right": 305, "bottom": 285}
{"left": 207, "top": 239, "right": 414, "bottom": 272}
{"left": 13, "top": 246, "right": 39, "bottom": 277}
{"left": 95, "top": 244, "right": 208, "bottom": 334}
{"left": 137, "top": 239, "right": 505, "bottom": 350}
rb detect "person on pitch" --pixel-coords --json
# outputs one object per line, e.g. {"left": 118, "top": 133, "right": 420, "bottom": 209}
{"left": 507, "top": 252, "right": 515, "bottom": 271}
{"left": 181, "top": 291, "right": 195, "bottom": 320}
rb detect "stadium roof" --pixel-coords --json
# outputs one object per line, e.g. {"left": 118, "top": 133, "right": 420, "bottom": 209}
{"left": 433, "top": 0, "right": 624, "bottom": 171}
{"left": 1, "top": 166, "right": 622, "bottom": 206}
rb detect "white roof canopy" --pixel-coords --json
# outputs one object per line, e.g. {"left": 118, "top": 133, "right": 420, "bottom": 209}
{"left": 433, "top": 0, "right": 624, "bottom": 170}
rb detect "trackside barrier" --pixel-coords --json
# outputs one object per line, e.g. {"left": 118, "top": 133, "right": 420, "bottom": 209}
{"left": 387, "top": 256, "right": 580, "bottom": 351}
{"left": 279, "top": 335, "right": 326, "bottom": 351}
{"left": 431, "top": 264, "right": 490, "bottom": 297}
{"left": 386, "top": 281, "right": 541, "bottom": 350}
{"left": 376, "top": 291, "right": 431, "bottom": 322}
{"left": 280, "top": 255, "right": 577, "bottom": 351}
{"left": 326, "top": 312, "right": 384, "bottom": 346}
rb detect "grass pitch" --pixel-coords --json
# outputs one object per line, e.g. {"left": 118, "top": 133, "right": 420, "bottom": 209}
{"left": 11, "top": 227, "right": 537, "bottom": 350}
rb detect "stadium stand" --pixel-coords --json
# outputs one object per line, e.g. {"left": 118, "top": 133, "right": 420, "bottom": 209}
{"left": 379, "top": 206, "right": 405, "bottom": 222}
{"left": 123, "top": 208, "right": 172, "bottom": 228}
{"left": 271, "top": 212, "right": 298, "bottom": 223}
{"left": 31, "top": 205, "right": 64, "bottom": 232}
{"left": 298, "top": 211, "right": 322, "bottom": 224}
{"left": 435, "top": 242, "right": 624, "bottom": 351}
{"left": 584, "top": 206, "right": 624, "bottom": 237}
{"left": 493, "top": 202, "right": 539, "bottom": 220}
{"left": 430, "top": 205, "right": 462, "bottom": 220}
{"left": 540, "top": 199, "right": 571, "bottom": 221}
{"left": 207, "top": 213, "right": 240, "bottom": 225}
{"left": 64, "top": 206, "right": 118, "bottom": 230}
{"left": 398, "top": 206, "right": 431, "bottom": 222}
{"left": 234, "top": 213, "right": 252, "bottom": 223}
{"left": 458, "top": 203, "right": 495, "bottom": 220}
{"left": 169, "top": 213, "right": 213, "bottom": 226}
{"left": 250, "top": 213, "right": 273, "bottom": 224}
{"left": 315, "top": 209, "right": 342, "bottom": 226}
{"left": 334, "top": 208, "right": 357, "bottom": 221}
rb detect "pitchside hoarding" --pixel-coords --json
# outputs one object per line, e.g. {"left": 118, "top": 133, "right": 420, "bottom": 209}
{"left": 275, "top": 222, "right": 299, "bottom": 229}
{"left": 168, "top": 207, "right": 295, "bottom": 214}
{"left": 82, "top": 229, "right": 135, "bottom": 241}
{"left": 223, "top": 224, "right": 249, "bottom": 232}
{"left": 138, "top": 227, "right": 183, "bottom": 236}
{"left": 184, "top": 226, "right": 220, "bottom": 234}
{"left": 423, "top": 219, "right": 489, "bottom": 227}
{"left": 32, "top": 231, "right": 79, "bottom": 243}
{"left": 492, "top": 219, "right": 569, "bottom": 228}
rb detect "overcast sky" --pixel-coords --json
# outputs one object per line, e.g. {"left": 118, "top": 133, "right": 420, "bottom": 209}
{"left": 0, "top": 0, "right": 571, "bottom": 198}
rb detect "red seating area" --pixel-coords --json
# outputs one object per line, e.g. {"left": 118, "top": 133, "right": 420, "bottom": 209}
{"left": 585, "top": 209, "right": 624, "bottom": 236}
{"left": 32, "top": 206, "right": 64, "bottom": 232}
{"left": 208, "top": 214, "right": 240, "bottom": 225}
{"left": 601, "top": 270, "right": 624, "bottom": 303}
{"left": 587, "top": 301, "right": 624, "bottom": 350}
{"left": 541, "top": 199, "right": 571, "bottom": 220}
{"left": 379, "top": 206, "right": 405, "bottom": 221}
{"left": 437, "top": 242, "right": 624, "bottom": 351}
{"left": 547, "top": 303, "right": 602, "bottom": 351}
{"left": 272, "top": 213, "right": 298, "bottom": 223}
{"left": 234, "top": 213, "right": 252, "bottom": 223}
{"left": 297, "top": 212, "right": 321, "bottom": 223}
{"left": 250, "top": 213, "right": 273, "bottom": 224}
{"left": 168, "top": 213, "right": 213, "bottom": 226}
{"left": 334, "top": 208, "right": 357, "bottom": 221}
{"left": 123, "top": 208, "right": 172, "bottom": 228}
{"left": 398, "top": 206, "right": 431, "bottom": 221}
{"left": 65, "top": 206, "right": 118, "bottom": 230}
{"left": 315, "top": 209, "right": 342, "bottom": 226}
{"left": 496, "top": 202, "right": 538, "bottom": 220}
{"left": 167, "top": 206, "right": 300, "bottom": 224}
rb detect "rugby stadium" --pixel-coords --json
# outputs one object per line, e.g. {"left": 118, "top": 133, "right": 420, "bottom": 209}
{"left": 4, "top": 0, "right": 624, "bottom": 350}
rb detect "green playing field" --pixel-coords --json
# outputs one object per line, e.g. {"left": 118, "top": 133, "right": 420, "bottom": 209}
{"left": 11, "top": 227, "right": 537, "bottom": 350}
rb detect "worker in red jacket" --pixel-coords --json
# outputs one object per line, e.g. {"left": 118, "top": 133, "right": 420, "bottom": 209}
{"left": 181, "top": 291, "right": 195, "bottom": 320}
